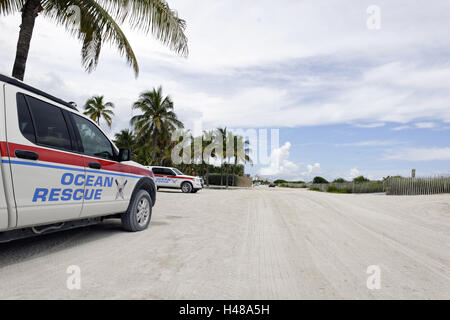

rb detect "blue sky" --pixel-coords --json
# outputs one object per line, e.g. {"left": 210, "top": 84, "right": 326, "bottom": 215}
{"left": 1, "top": 0, "right": 450, "bottom": 181}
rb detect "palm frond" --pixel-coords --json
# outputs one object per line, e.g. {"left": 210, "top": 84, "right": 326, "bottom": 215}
{"left": 97, "top": 0, "right": 188, "bottom": 56}
{"left": 42, "top": 0, "right": 139, "bottom": 76}
{"left": 0, "top": 0, "right": 25, "bottom": 15}
{"left": 81, "top": 28, "right": 102, "bottom": 73}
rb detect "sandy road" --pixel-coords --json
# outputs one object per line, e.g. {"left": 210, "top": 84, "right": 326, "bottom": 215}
{"left": 0, "top": 187, "right": 449, "bottom": 299}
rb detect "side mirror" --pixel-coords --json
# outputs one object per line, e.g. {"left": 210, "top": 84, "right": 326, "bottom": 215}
{"left": 118, "top": 149, "right": 132, "bottom": 162}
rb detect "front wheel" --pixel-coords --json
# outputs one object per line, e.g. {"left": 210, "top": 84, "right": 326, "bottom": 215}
{"left": 121, "top": 190, "right": 152, "bottom": 232}
{"left": 181, "top": 182, "right": 193, "bottom": 193}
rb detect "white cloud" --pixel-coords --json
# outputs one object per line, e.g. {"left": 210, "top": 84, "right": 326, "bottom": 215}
{"left": 1, "top": 1, "right": 450, "bottom": 131}
{"left": 348, "top": 168, "right": 360, "bottom": 180}
{"left": 258, "top": 142, "right": 299, "bottom": 176}
{"left": 336, "top": 140, "right": 403, "bottom": 147}
{"left": 385, "top": 147, "right": 450, "bottom": 161}
{"left": 173, "top": 87, "right": 292, "bottom": 128}
{"left": 414, "top": 122, "right": 436, "bottom": 129}
{"left": 174, "top": 61, "right": 450, "bottom": 128}
{"left": 354, "top": 123, "right": 385, "bottom": 128}
{"left": 301, "top": 163, "right": 321, "bottom": 178}
{"left": 391, "top": 125, "right": 410, "bottom": 131}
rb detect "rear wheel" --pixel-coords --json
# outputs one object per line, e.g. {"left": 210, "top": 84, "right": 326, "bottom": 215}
{"left": 121, "top": 190, "right": 152, "bottom": 232}
{"left": 181, "top": 182, "right": 193, "bottom": 193}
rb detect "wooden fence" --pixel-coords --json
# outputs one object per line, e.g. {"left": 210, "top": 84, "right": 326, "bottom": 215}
{"left": 308, "top": 181, "right": 385, "bottom": 193}
{"left": 278, "top": 183, "right": 307, "bottom": 188}
{"left": 385, "top": 177, "right": 450, "bottom": 195}
{"left": 285, "top": 177, "right": 450, "bottom": 195}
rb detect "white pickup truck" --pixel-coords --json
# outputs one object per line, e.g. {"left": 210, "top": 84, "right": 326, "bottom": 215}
{"left": 0, "top": 74, "right": 156, "bottom": 242}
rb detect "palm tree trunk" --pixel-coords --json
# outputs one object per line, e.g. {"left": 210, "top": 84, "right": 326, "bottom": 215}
{"left": 233, "top": 158, "right": 238, "bottom": 187}
{"left": 152, "top": 130, "right": 158, "bottom": 163}
{"left": 12, "top": 0, "right": 42, "bottom": 80}
{"left": 225, "top": 162, "right": 229, "bottom": 189}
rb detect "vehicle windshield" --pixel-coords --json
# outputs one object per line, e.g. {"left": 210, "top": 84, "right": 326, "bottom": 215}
{"left": 172, "top": 168, "right": 183, "bottom": 175}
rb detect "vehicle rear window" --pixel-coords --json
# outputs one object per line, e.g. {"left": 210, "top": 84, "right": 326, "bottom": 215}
{"left": 16, "top": 93, "right": 36, "bottom": 143}
{"left": 173, "top": 168, "right": 183, "bottom": 175}
{"left": 23, "top": 95, "right": 72, "bottom": 151}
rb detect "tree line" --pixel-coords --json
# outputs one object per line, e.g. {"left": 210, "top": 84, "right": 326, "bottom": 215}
{"left": 83, "top": 87, "right": 252, "bottom": 186}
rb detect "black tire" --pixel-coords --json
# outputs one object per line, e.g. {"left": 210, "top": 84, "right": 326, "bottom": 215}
{"left": 121, "top": 189, "right": 152, "bottom": 232}
{"left": 181, "top": 182, "right": 193, "bottom": 193}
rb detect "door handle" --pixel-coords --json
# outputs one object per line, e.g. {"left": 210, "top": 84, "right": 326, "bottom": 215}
{"left": 88, "top": 162, "right": 101, "bottom": 170}
{"left": 15, "top": 149, "right": 39, "bottom": 161}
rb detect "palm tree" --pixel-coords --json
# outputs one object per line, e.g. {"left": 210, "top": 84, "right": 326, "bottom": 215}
{"left": 233, "top": 135, "right": 252, "bottom": 165}
{"left": 159, "top": 139, "right": 178, "bottom": 166}
{"left": 202, "top": 129, "right": 216, "bottom": 187}
{"left": 113, "top": 129, "right": 135, "bottom": 151}
{"left": 225, "top": 131, "right": 236, "bottom": 188}
{"left": 131, "top": 86, "right": 184, "bottom": 163}
{"left": 215, "top": 127, "right": 227, "bottom": 186}
{"left": 232, "top": 135, "right": 252, "bottom": 186}
{"left": 3, "top": 0, "right": 188, "bottom": 81}
{"left": 83, "top": 95, "right": 114, "bottom": 127}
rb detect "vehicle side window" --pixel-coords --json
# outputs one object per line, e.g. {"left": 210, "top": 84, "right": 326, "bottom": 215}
{"left": 71, "top": 114, "right": 114, "bottom": 161}
{"left": 162, "top": 168, "right": 175, "bottom": 176}
{"left": 152, "top": 168, "right": 162, "bottom": 174}
{"left": 16, "top": 93, "right": 36, "bottom": 143}
{"left": 26, "top": 95, "right": 72, "bottom": 151}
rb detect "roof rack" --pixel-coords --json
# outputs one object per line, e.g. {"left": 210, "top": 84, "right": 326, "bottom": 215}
{"left": 0, "top": 73, "right": 78, "bottom": 111}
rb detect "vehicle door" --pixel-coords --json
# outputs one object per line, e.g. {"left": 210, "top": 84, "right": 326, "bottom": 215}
{"left": 152, "top": 167, "right": 169, "bottom": 187}
{"left": 0, "top": 164, "right": 7, "bottom": 230}
{"left": 4, "top": 86, "right": 84, "bottom": 227}
{"left": 0, "top": 84, "right": 9, "bottom": 230}
{"left": 162, "top": 168, "right": 180, "bottom": 188}
{"left": 70, "top": 113, "right": 129, "bottom": 217}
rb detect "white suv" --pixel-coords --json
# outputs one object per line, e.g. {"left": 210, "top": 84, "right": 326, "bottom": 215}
{"left": 0, "top": 74, "right": 156, "bottom": 242}
{"left": 147, "top": 166, "right": 203, "bottom": 193}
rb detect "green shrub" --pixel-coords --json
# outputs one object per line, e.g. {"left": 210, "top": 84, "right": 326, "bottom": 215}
{"left": 280, "top": 183, "right": 307, "bottom": 188}
{"left": 353, "top": 176, "right": 370, "bottom": 183}
{"left": 326, "top": 185, "right": 351, "bottom": 193}
{"left": 333, "top": 178, "right": 347, "bottom": 183}
{"left": 275, "top": 179, "right": 305, "bottom": 184}
{"left": 352, "top": 181, "right": 384, "bottom": 193}
{"left": 206, "top": 174, "right": 238, "bottom": 186}
{"left": 313, "top": 176, "right": 329, "bottom": 184}
{"left": 309, "top": 187, "right": 323, "bottom": 192}
{"left": 253, "top": 179, "right": 270, "bottom": 185}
